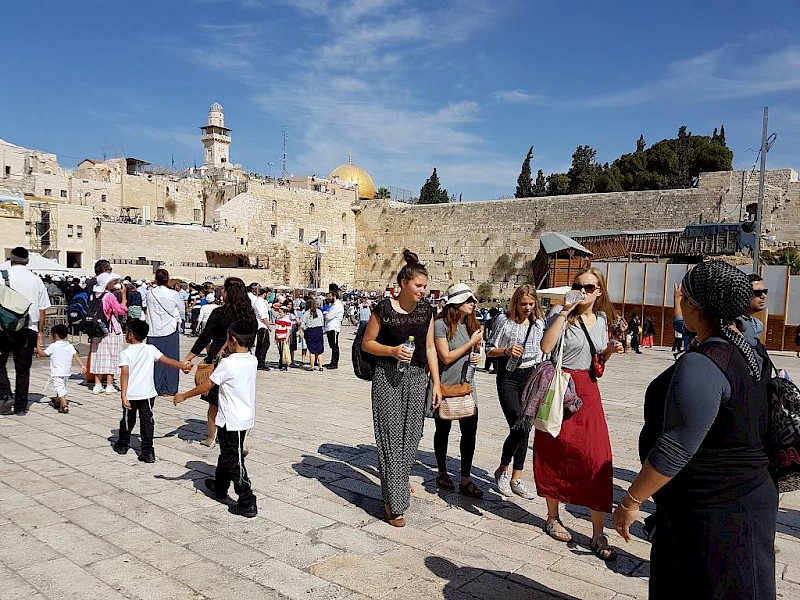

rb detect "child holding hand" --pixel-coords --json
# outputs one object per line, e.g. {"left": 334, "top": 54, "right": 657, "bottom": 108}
{"left": 174, "top": 320, "right": 258, "bottom": 518}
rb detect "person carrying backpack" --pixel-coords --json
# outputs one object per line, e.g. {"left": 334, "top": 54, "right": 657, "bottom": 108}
{"left": 87, "top": 272, "right": 128, "bottom": 394}
{"left": 0, "top": 247, "right": 51, "bottom": 416}
{"left": 66, "top": 289, "right": 89, "bottom": 335}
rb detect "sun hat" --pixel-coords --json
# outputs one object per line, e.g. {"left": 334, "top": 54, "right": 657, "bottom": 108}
{"left": 444, "top": 283, "right": 477, "bottom": 306}
{"left": 94, "top": 272, "right": 121, "bottom": 293}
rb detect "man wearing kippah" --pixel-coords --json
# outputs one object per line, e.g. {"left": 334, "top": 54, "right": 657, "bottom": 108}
{"left": 0, "top": 247, "right": 52, "bottom": 415}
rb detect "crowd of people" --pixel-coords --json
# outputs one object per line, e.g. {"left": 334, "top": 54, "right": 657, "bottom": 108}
{"left": 0, "top": 244, "right": 797, "bottom": 597}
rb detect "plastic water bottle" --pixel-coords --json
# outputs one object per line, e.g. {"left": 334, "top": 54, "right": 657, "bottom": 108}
{"left": 398, "top": 336, "right": 415, "bottom": 372}
{"left": 465, "top": 349, "right": 479, "bottom": 383}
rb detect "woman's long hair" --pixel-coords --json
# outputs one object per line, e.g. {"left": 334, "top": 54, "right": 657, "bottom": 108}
{"left": 437, "top": 304, "right": 480, "bottom": 340}
{"left": 508, "top": 284, "right": 544, "bottom": 324}
{"left": 568, "top": 267, "right": 616, "bottom": 324}
{"left": 223, "top": 277, "right": 256, "bottom": 323}
{"left": 307, "top": 297, "right": 318, "bottom": 319}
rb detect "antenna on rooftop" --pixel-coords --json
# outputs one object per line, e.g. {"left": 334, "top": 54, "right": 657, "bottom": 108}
{"left": 281, "top": 126, "right": 292, "bottom": 179}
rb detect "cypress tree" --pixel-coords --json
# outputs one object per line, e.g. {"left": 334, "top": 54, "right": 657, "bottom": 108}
{"left": 515, "top": 146, "right": 534, "bottom": 198}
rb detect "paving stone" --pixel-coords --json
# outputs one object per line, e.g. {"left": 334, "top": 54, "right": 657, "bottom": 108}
{"left": 0, "top": 559, "right": 41, "bottom": 599}
{"left": 3, "top": 469, "right": 61, "bottom": 495}
{"left": 88, "top": 553, "right": 204, "bottom": 599}
{"left": 171, "top": 559, "right": 296, "bottom": 599}
{"left": 254, "top": 528, "right": 341, "bottom": 568}
{"left": 102, "top": 526, "right": 205, "bottom": 573}
{"left": 256, "top": 497, "right": 336, "bottom": 533}
{"left": 310, "top": 553, "right": 413, "bottom": 597}
{"left": 188, "top": 534, "right": 271, "bottom": 570}
{"left": 0, "top": 523, "right": 61, "bottom": 570}
{"left": 62, "top": 503, "right": 136, "bottom": 536}
{"left": 31, "top": 522, "right": 126, "bottom": 566}
{"left": 19, "top": 557, "right": 128, "bottom": 600}
{"left": 7, "top": 503, "right": 69, "bottom": 531}
{"left": 315, "top": 523, "right": 396, "bottom": 555}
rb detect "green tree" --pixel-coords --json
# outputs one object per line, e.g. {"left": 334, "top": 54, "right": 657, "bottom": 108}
{"left": 375, "top": 186, "right": 391, "bottom": 199}
{"left": 418, "top": 168, "right": 450, "bottom": 204}
{"left": 636, "top": 134, "right": 646, "bottom": 153}
{"left": 567, "top": 145, "right": 600, "bottom": 194}
{"left": 546, "top": 173, "right": 571, "bottom": 196}
{"left": 533, "top": 169, "right": 547, "bottom": 196}
{"left": 515, "top": 146, "right": 534, "bottom": 198}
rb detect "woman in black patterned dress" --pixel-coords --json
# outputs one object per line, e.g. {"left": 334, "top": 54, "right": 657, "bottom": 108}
{"left": 362, "top": 250, "right": 442, "bottom": 527}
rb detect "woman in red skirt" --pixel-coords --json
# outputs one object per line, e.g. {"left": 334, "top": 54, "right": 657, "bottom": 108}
{"left": 537, "top": 267, "right": 623, "bottom": 561}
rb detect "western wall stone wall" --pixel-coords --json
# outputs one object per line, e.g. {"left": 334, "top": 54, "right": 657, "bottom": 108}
{"left": 353, "top": 173, "right": 800, "bottom": 294}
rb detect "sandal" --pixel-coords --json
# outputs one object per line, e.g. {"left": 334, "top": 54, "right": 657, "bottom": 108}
{"left": 384, "top": 506, "right": 406, "bottom": 528}
{"left": 590, "top": 534, "right": 617, "bottom": 561}
{"left": 436, "top": 472, "right": 455, "bottom": 490}
{"left": 544, "top": 518, "right": 573, "bottom": 543}
{"left": 459, "top": 480, "right": 484, "bottom": 499}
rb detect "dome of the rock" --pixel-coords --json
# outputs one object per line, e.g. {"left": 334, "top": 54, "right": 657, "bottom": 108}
{"left": 328, "top": 161, "right": 376, "bottom": 200}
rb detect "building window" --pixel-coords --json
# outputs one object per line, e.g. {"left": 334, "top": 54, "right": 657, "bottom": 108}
{"left": 4, "top": 166, "right": 9, "bottom": 176}
{"left": 342, "top": 233, "right": 347, "bottom": 245}
{"left": 194, "top": 209, "right": 201, "bottom": 222}
{"left": 157, "top": 207, "right": 165, "bottom": 221}
{"left": 319, "top": 230, "right": 326, "bottom": 245}
{"left": 240, "top": 238, "right": 245, "bottom": 245}
{"left": 309, "top": 203, "right": 315, "bottom": 215}
{"left": 76, "top": 225, "right": 83, "bottom": 239}
{"left": 298, "top": 228, "right": 304, "bottom": 242}
{"left": 271, "top": 224, "right": 277, "bottom": 238}
{"left": 272, "top": 200, "right": 277, "bottom": 212}
{"left": 44, "top": 188, "right": 52, "bottom": 196}
{"left": 101, "top": 194, "right": 107, "bottom": 202}
{"left": 60, "top": 190, "right": 67, "bottom": 198}
{"left": 67, "top": 225, "right": 74, "bottom": 238}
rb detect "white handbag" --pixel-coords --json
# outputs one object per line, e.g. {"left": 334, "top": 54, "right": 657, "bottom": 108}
{"left": 533, "top": 324, "right": 570, "bottom": 437}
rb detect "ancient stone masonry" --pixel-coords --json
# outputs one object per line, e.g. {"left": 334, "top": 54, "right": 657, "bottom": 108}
{"left": 353, "top": 170, "right": 800, "bottom": 294}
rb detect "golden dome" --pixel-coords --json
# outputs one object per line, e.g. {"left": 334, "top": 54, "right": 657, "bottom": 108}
{"left": 328, "top": 160, "right": 376, "bottom": 200}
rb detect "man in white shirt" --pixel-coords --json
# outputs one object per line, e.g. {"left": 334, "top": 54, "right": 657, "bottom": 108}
{"left": 248, "top": 283, "right": 272, "bottom": 371}
{"left": 0, "top": 247, "right": 52, "bottom": 415}
{"left": 323, "top": 288, "right": 344, "bottom": 369}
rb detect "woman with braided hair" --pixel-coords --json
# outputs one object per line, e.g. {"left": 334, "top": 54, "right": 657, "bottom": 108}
{"left": 614, "top": 260, "right": 776, "bottom": 599}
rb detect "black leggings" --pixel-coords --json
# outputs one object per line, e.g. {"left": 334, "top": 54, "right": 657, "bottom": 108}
{"left": 434, "top": 414, "right": 478, "bottom": 478}
{"left": 496, "top": 364, "right": 534, "bottom": 471}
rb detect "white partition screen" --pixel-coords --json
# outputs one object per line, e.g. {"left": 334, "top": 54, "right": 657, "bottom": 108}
{"left": 644, "top": 263, "right": 666, "bottom": 305}
{"left": 665, "top": 264, "right": 690, "bottom": 307}
{"left": 625, "top": 263, "right": 645, "bottom": 305}
{"left": 786, "top": 276, "right": 800, "bottom": 326}
{"left": 761, "top": 265, "right": 788, "bottom": 317}
{"left": 607, "top": 263, "right": 626, "bottom": 303}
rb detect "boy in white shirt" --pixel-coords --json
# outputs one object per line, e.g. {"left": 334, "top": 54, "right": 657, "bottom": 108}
{"left": 114, "top": 320, "right": 190, "bottom": 462}
{"left": 36, "top": 324, "right": 85, "bottom": 414}
{"left": 174, "top": 320, "right": 258, "bottom": 517}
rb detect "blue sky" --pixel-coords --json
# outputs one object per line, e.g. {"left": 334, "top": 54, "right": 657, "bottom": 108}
{"left": 3, "top": 0, "right": 800, "bottom": 200}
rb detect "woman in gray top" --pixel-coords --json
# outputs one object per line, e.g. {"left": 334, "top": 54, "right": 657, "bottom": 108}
{"left": 433, "top": 283, "right": 484, "bottom": 498}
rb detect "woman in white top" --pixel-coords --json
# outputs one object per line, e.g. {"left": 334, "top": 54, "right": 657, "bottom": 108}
{"left": 146, "top": 268, "right": 185, "bottom": 395}
{"left": 485, "top": 284, "right": 545, "bottom": 500}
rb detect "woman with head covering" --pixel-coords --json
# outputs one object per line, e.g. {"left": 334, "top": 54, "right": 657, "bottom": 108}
{"left": 431, "top": 283, "right": 484, "bottom": 498}
{"left": 89, "top": 272, "right": 128, "bottom": 394}
{"left": 614, "top": 260, "right": 776, "bottom": 598}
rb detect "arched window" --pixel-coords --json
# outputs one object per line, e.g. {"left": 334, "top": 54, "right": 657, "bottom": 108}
{"left": 272, "top": 200, "right": 277, "bottom": 212}
{"left": 309, "top": 203, "right": 315, "bottom": 215}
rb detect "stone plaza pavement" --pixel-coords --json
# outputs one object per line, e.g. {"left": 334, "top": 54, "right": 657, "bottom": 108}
{"left": 1, "top": 327, "right": 799, "bottom": 600}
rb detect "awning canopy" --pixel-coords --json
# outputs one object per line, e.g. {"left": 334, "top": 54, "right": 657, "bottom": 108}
{"left": 539, "top": 232, "right": 593, "bottom": 256}
{"left": 0, "top": 253, "right": 69, "bottom": 274}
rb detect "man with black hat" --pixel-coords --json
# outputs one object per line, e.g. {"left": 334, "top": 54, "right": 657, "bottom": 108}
{"left": 0, "top": 247, "right": 51, "bottom": 415}
{"left": 323, "top": 284, "right": 344, "bottom": 369}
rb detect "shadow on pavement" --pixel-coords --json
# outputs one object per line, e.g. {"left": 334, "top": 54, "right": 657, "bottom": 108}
{"left": 162, "top": 418, "right": 209, "bottom": 442}
{"left": 425, "top": 556, "right": 579, "bottom": 599}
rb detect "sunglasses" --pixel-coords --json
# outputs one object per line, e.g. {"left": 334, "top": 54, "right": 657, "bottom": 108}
{"left": 572, "top": 283, "right": 598, "bottom": 294}
{"left": 753, "top": 289, "right": 768, "bottom": 297}
{"left": 460, "top": 298, "right": 478, "bottom": 305}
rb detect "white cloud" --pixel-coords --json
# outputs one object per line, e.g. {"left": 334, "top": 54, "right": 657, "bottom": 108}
{"left": 574, "top": 44, "right": 800, "bottom": 108}
{"left": 493, "top": 90, "right": 548, "bottom": 104}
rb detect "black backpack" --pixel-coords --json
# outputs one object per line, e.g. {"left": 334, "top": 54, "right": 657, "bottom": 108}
{"left": 352, "top": 323, "right": 374, "bottom": 381}
{"left": 82, "top": 292, "right": 110, "bottom": 338}
{"left": 67, "top": 291, "right": 89, "bottom": 328}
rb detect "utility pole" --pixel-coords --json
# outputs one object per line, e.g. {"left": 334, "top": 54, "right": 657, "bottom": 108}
{"left": 753, "top": 107, "right": 769, "bottom": 273}
{"left": 281, "top": 126, "right": 290, "bottom": 179}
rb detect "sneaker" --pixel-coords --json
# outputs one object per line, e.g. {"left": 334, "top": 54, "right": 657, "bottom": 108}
{"left": 510, "top": 479, "right": 536, "bottom": 500}
{"left": 112, "top": 441, "right": 129, "bottom": 455}
{"left": 102, "top": 386, "right": 115, "bottom": 394}
{"left": 229, "top": 503, "right": 257, "bottom": 518}
{"left": 92, "top": 383, "right": 103, "bottom": 394}
{"left": 137, "top": 453, "right": 156, "bottom": 463}
{"left": 494, "top": 468, "right": 513, "bottom": 497}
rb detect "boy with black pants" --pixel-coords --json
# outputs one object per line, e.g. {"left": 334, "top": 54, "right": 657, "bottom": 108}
{"left": 174, "top": 320, "right": 258, "bottom": 517}
{"left": 114, "top": 320, "right": 190, "bottom": 462}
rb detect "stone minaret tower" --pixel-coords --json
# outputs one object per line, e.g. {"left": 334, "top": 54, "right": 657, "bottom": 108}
{"left": 200, "top": 102, "right": 232, "bottom": 169}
